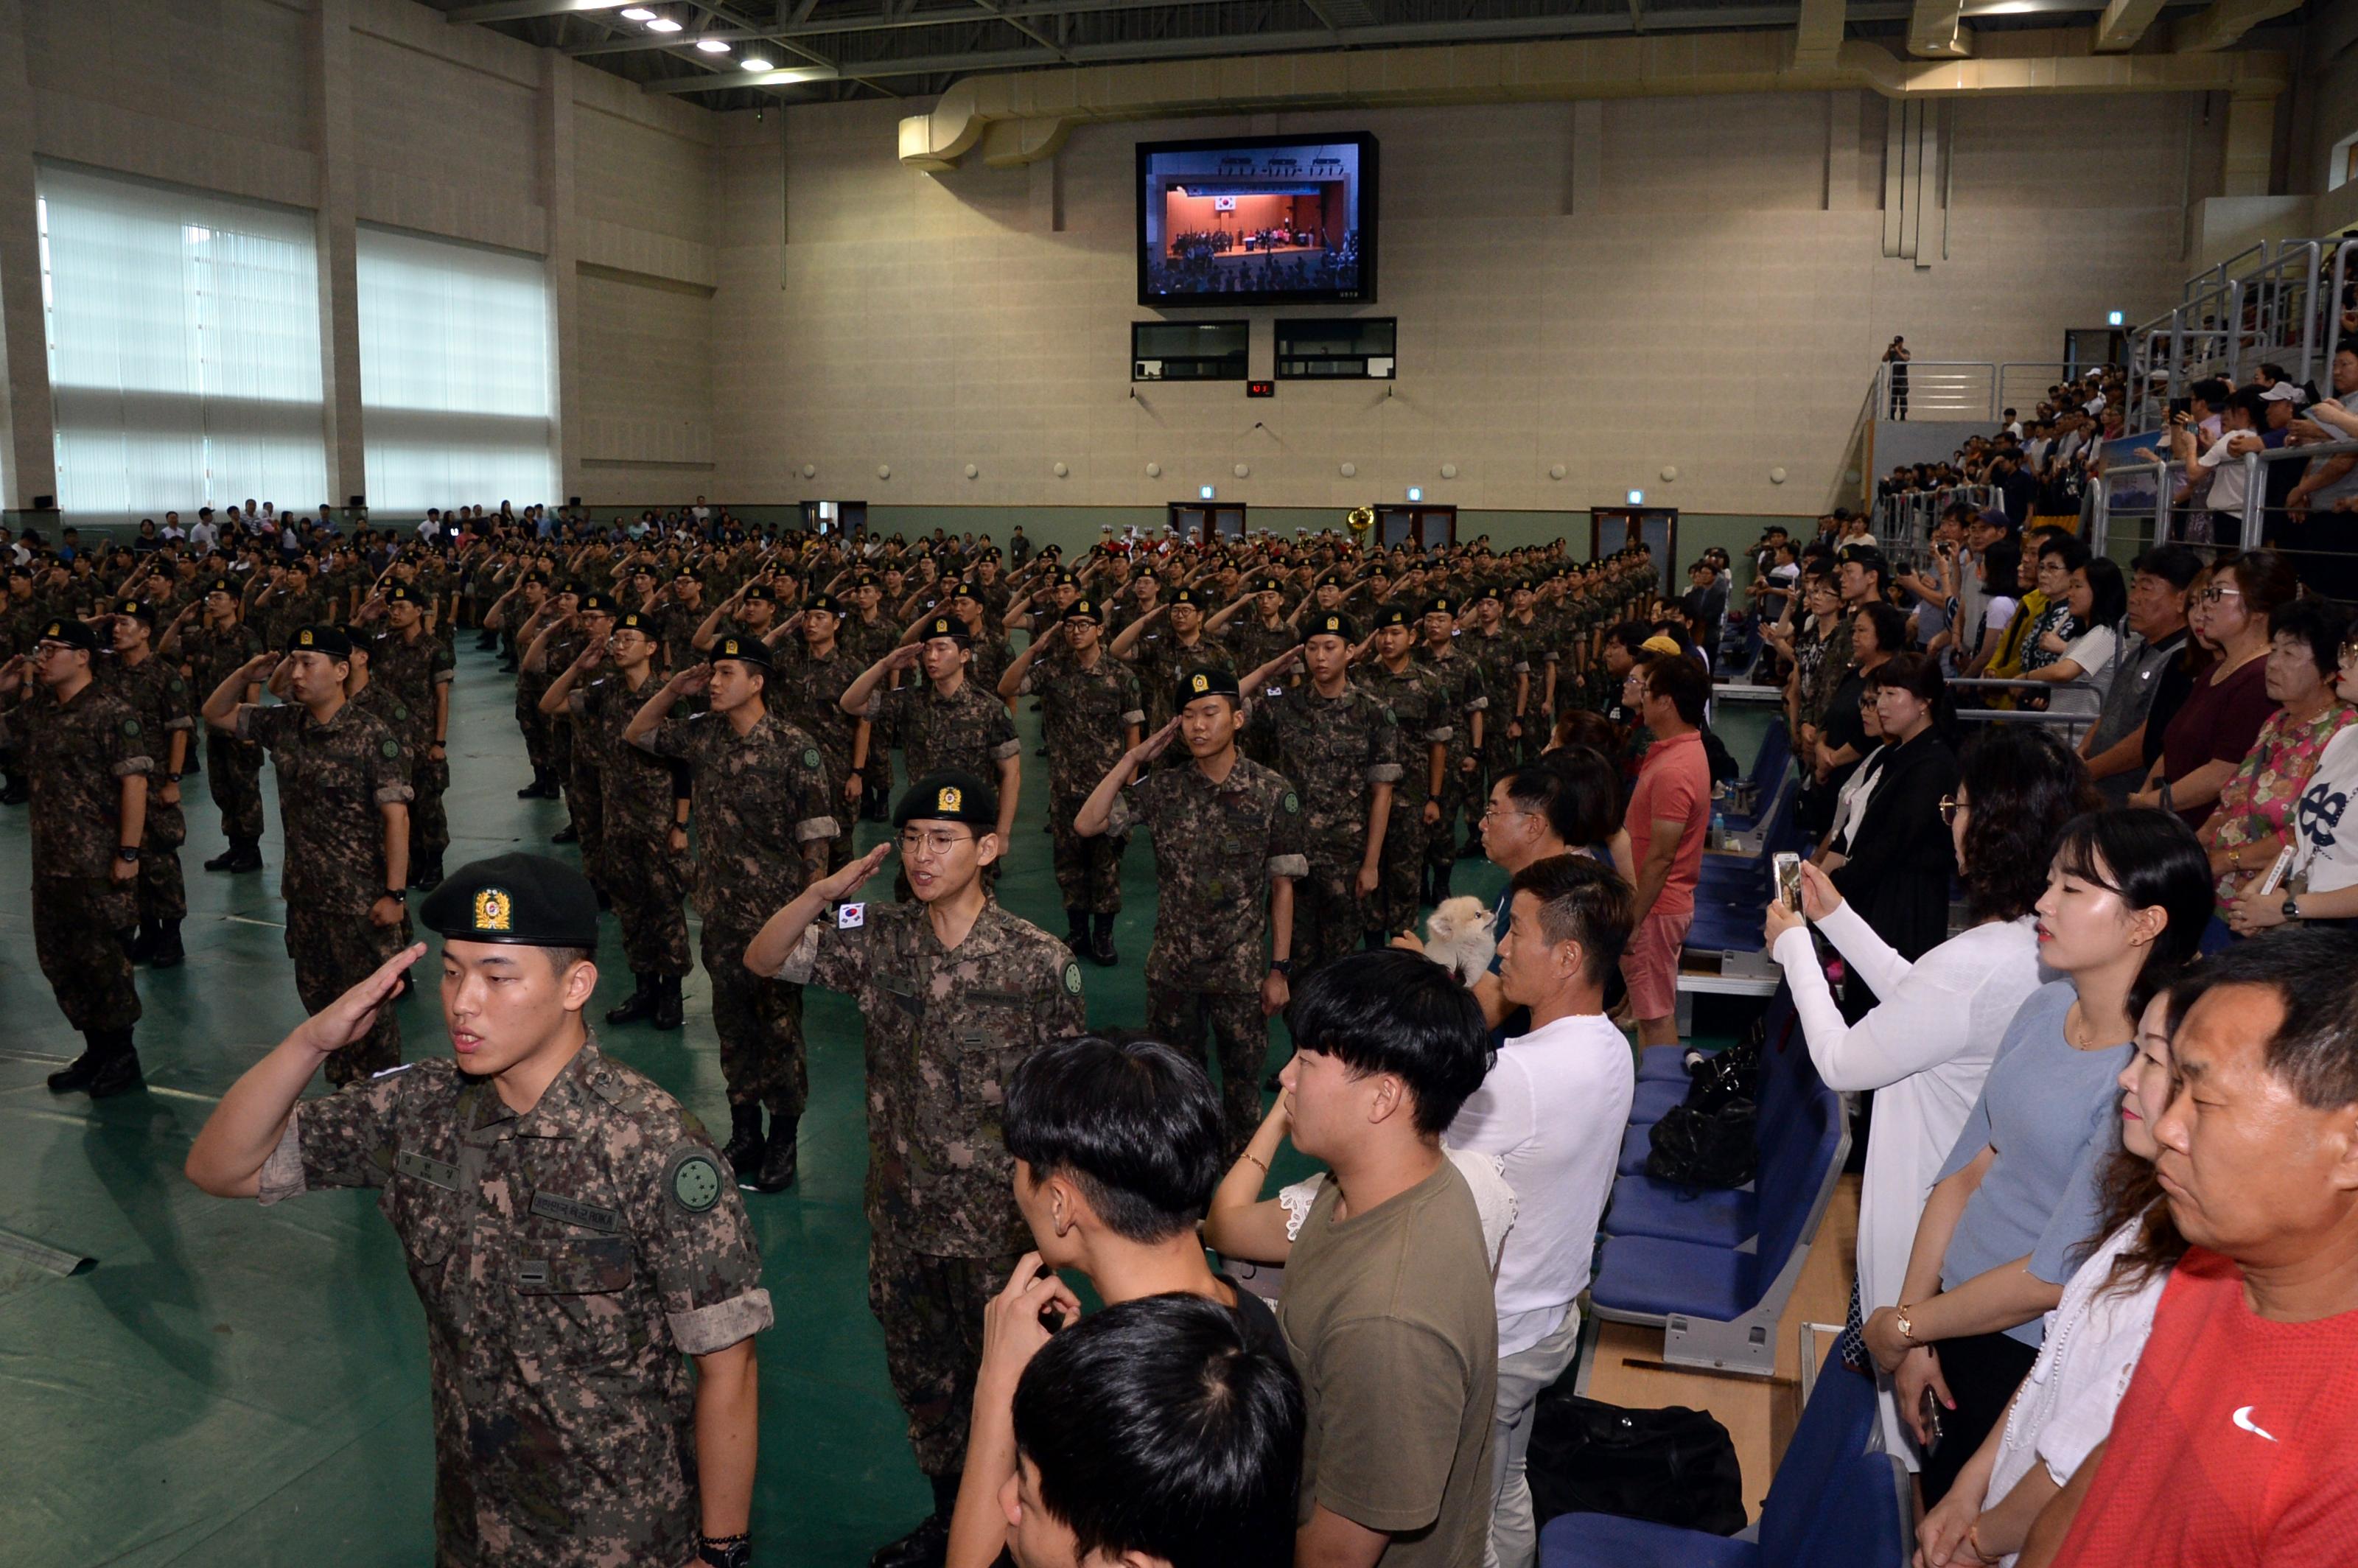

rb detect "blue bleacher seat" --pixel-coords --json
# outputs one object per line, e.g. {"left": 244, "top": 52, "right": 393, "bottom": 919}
{"left": 1538, "top": 1349, "right": 1898, "bottom": 1568}
{"left": 1605, "top": 1079, "right": 1838, "bottom": 1247}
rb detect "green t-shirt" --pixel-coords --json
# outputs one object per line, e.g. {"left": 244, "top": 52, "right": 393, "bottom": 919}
{"left": 1277, "top": 1159, "right": 1498, "bottom": 1564}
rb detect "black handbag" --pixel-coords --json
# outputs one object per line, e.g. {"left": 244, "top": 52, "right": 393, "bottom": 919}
{"left": 1527, "top": 1391, "right": 1747, "bottom": 1536}
{"left": 1680, "top": 1037, "right": 1760, "bottom": 1114}
{"left": 1644, "top": 1099, "right": 1760, "bottom": 1191}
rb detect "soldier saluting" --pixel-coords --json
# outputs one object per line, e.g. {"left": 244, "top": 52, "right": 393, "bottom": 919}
{"left": 745, "top": 771, "right": 1085, "bottom": 1568}
{"left": 186, "top": 854, "right": 770, "bottom": 1568}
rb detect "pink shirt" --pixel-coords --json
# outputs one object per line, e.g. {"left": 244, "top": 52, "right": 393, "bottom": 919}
{"left": 1626, "top": 729, "right": 1710, "bottom": 919}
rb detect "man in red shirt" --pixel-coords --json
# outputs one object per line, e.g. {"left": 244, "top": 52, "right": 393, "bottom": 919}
{"left": 1618, "top": 653, "right": 1712, "bottom": 1047}
{"left": 2023, "top": 929, "right": 2358, "bottom": 1568}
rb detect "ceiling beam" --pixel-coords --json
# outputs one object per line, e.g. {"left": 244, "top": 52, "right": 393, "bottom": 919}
{"left": 444, "top": 0, "right": 637, "bottom": 18}
{"left": 563, "top": 0, "right": 1302, "bottom": 55}
{"left": 1906, "top": 0, "right": 1972, "bottom": 56}
{"left": 2091, "top": 0, "right": 2167, "bottom": 49}
{"left": 1792, "top": 0, "right": 1844, "bottom": 69}
{"left": 2169, "top": 0, "right": 2302, "bottom": 51}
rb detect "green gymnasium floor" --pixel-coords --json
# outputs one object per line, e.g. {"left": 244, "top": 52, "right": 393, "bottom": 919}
{"left": 0, "top": 642, "right": 1525, "bottom": 1567}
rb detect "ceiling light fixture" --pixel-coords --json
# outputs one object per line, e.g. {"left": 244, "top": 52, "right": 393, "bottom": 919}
{"left": 741, "top": 55, "right": 774, "bottom": 70}
{"left": 695, "top": 36, "right": 730, "bottom": 52}
{"left": 619, "top": 6, "right": 655, "bottom": 17}
{"left": 646, "top": 15, "right": 683, "bottom": 31}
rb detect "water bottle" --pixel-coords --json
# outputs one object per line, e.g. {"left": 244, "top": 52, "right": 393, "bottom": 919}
{"left": 1711, "top": 809, "right": 1726, "bottom": 847}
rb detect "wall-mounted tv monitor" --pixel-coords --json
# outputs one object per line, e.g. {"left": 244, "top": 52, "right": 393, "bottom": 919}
{"left": 1136, "top": 132, "right": 1376, "bottom": 307}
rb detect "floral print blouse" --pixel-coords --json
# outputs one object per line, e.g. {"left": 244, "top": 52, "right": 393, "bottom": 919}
{"left": 2211, "top": 701, "right": 2358, "bottom": 905}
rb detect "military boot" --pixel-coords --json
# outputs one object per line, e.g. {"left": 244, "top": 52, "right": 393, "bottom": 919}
{"left": 50, "top": 1029, "right": 142, "bottom": 1097}
{"left": 870, "top": 1475, "right": 958, "bottom": 1568}
{"left": 1089, "top": 912, "right": 1118, "bottom": 967}
{"left": 746, "top": 1117, "right": 799, "bottom": 1193}
{"left": 1063, "top": 908, "right": 1088, "bottom": 955}
{"left": 721, "top": 1105, "right": 763, "bottom": 1173}
{"left": 147, "top": 920, "right": 185, "bottom": 968}
{"left": 605, "top": 973, "right": 658, "bottom": 1026}
{"left": 652, "top": 973, "right": 685, "bottom": 1032}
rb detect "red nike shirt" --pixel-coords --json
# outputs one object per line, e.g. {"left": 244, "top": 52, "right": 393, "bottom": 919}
{"left": 2051, "top": 1247, "right": 2358, "bottom": 1567}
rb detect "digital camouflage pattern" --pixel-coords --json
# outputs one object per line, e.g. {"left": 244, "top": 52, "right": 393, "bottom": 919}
{"left": 3, "top": 682, "right": 153, "bottom": 1033}
{"left": 866, "top": 1239, "right": 1004, "bottom": 1479}
{"left": 1104, "top": 754, "right": 1307, "bottom": 993}
{"left": 1413, "top": 640, "right": 1491, "bottom": 874}
{"left": 99, "top": 650, "right": 193, "bottom": 923}
{"left": 570, "top": 670, "right": 690, "bottom": 979}
{"left": 1127, "top": 629, "right": 1234, "bottom": 733}
{"left": 370, "top": 626, "right": 456, "bottom": 870}
{"left": 1024, "top": 648, "right": 1143, "bottom": 915}
{"left": 768, "top": 640, "right": 863, "bottom": 867}
{"left": 1146, "top": 984, "right": 1271, "bottom": 1158}
{"left": 1353, "top": 658, "right": 1454, "bottom": 939}
{"left": 1245, "top": 681, "right": 1399, "bottom": 976}
{"left": 870, "top": 676, "right": 1021, "bottom": 786}
{"left": 781, "top": 896, "right": 1086, "bottom": 1258}
{"left": 180, "top": 618, "right": 268, "bottom": 841}
{"left": 259, "top": 1043, "right": 772, "bottom": 1568}
{"left": 639, "top": 708, "right": 835, "bottom": 1116}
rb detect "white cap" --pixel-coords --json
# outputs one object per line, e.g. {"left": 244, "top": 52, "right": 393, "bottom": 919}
{"left": 2259, "top": 382, "right": 2305, "bottom": 404}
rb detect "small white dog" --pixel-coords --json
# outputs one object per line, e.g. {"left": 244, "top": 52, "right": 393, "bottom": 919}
{"left": 1420, "top": 896, "right": 1497, "bottom": 986}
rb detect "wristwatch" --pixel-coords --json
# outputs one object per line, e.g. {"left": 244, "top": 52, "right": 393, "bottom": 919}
{"left": 1268, "top": 957, "right": 1292, "bottom": 976}
{"left": 382, "top": 887, "right": 407, "bottom": 904}
{"left": 699, "top": 1534, "right": 752, "bottom": 1568}
{"left": 2284, "top": 892, "right": 2303, "bottom": 923}
{"left": 116, "top": 846, "right": 141, "bottom": 864}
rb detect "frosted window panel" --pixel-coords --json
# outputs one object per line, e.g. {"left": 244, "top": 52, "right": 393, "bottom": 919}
{"left": 38, "top": 164, "right": 326, "bottom": 520}
{"left": 357, "top": 226, "right": 556, "bottom": 512}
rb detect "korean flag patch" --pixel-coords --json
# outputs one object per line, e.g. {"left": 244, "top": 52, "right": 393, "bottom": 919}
{"left": 836, "top": 901, "right": 866, "bottom": 930}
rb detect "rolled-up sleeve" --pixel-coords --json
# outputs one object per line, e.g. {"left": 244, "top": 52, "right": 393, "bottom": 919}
{"left": 640, "top": 1137, "right": 774, "bottom": 1356}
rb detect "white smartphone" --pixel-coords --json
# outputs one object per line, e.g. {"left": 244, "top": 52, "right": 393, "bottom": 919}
{"left": 1774, "top": 852, "right": 1803, "bottom": 913}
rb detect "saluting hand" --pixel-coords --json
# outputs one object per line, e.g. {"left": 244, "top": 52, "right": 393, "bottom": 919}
{"left": 818, "top": 841, "right": 892, "bottom": 903}
{"left": 295, "top": 942, "right": 427, "bottom": 1057}
{"left": 1132, "top": 716, "right": 1182, "bottom": 766}
{"left": 671, "top": 662, "right": 712, "bottom": 696}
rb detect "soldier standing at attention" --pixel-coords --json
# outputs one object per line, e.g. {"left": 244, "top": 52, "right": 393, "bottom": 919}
{"left": 522, "top": 587, "right": 602, "bottom": 853}
{"left": 100, "top": 598, "right": 194, "bottom": 967}
{"left": 486, "top": 573, "right": 562, "bottom": 799}
{"left": 1354, "top": 603, "right": 1452, "bottom": 944}
{"left": 184, "top": 855, "right": 771, "bottom": 1568}
{"left": 840, "top": 615, "right": 1021, "bottom": 850}
{"left": 360, "top": 583, "right": 456, "bottom": 890}
{"left": 1413, "top": 593, "right": 1489, "bottom": 904}
{"left": 203, "top": 625, "right": 413, "bottom": 1086}
{"left": 745, "top": 771, "right": 1086, "bottom": 1568}
{"left": 1074, "top": 668, "right": 1304, "bottom": 1152}
{"left": 1463, "top": 587, "right": 1523, "bottom": 826}
{"left": 625, "top": 633, "right": 835, "bottom": 1194}
{"left": 1244, "top": 612, "right": 1397, "bottom": 981}
{"left": 997, "top": 598, "right": 1140, "bottom": 962}
{"left": 545, "top": 612, "right": 691, "bottom": 1032}
{"left": 651, "top": 564, "right": 707, "bottom": 674}
{"left": 168, "top": 575, "right": 268, "bottom": 874}
{"left": 0, "top": 617, "right": 153, "bottom": 1097}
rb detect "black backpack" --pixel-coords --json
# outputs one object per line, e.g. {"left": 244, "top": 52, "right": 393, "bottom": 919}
{"left": 1527, "top": 1391, "right": 1747, "bottom": 1536}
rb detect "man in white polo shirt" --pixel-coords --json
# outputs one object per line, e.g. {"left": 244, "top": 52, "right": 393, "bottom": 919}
{"left": 1446, "top": 852, "right": 1638, "bottom": 1568}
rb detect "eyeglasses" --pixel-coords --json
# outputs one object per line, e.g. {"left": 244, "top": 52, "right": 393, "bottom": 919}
{"left": 897, "top": 828, "right": 973, "bottom": 858}
{"left": 1479, "top": 801, "right": 1531, "bottom": 822}
{"left": 2196, "top": 586, "right": 2244, "bottom": 603}
{"left": 1939, "top": 796, "right": 1968, "bottom": 825}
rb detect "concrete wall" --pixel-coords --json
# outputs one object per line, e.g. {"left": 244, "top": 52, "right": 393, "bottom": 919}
{"left": 0, "top": 0, "right": 718, "bottom": 516}
{"left": 704, "top": 87, "right": 2217, "bottom": 525}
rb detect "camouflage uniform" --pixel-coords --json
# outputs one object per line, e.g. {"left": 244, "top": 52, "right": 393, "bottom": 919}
{"left": 99, "top": 650, "right": 192, "bottom": 925}
{"left": 254, "top": 1042, "right": 772, "bottom": 1568}
{"left": 769, "top": 641, "right": 863, "bottom": 869}
{"left": 181, "top": 619, "right": 268, "bottom": 844}
{"left": 1024, "top": 650, "right": 1142, "bottom": 917}
{"left": 1104, "top": 755, "right": 1306, "bottom": 1149}
{"left": 542, "top": 626, "right": 590, "bottom": 834}
{"left": 1465, "top": 625, "right": 1522, "bottom": 796}
{"left": 239, "top": 700, "right": 415, "bottom": 1085}
{"left": 778, "top": 897, "right": 1086, "bottom": 1480}
{"left": 1129, "top": 630, "right": 1234, "bottom": 734}
{"left": 515, "top": 633, "right": 561, "bottom": 780}
{"left": 867, "top": 677, "right": 1021, "bottom": 825}
{"left": 653, "top": 598, "right": 707, "bottom": 675}
{"left": 1505, "top": 613, "right": 1556, "bottom": 763}
{"left": 1354, "top": 657, "right": 1454, "bottom": 940}
{"left": 1413, "top": 641, "right": 1491, "bottom": 881}
{"left": 370, "top": 626, "right": 455, "bottom": 875}
{"left": 571, "top": 671, "right": 691, "bottom": 981}
{"left": 1245, "top": 684, "right": 1399, "bottom": 979}
{"left": 1, "top": 682, "right": 152, "bottom": 1033}
{"left": 637, "top": 710, "right": 834, "bottom": 1119}
{"left": 259, "top": 584, "right": 329, "bottom": 653}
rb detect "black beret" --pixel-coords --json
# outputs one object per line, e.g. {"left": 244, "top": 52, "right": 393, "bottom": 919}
{"left": 577, "top": 592, "right": 615, "bottom": 615}
{"left": 1168, "top": 587, "right": 1206, "bottom": 608}
{"left": 709, "top": 632, "right": 771, "bottom": 668}
{"left": 1426, "top": 595, "right": 1462, "bottom": 617}
{"left": 850, "top": 572, "right": 880, "bottom": 589}
{"left": 1371, "top": 603, "right": 1412, "bottom": 630}
{"left": 35, "top": 617, "right": 99, "bottom": 653}
{"left": 1062, "top": 596, "right": 1102, "bottom": 624}
{"left": 203, "top": 576, "right": 237, "bottom": 597}
{"left": 741, "top": 584, "right": 777, "bottom": 606}
{"left": 419, "top": 853, "right": 599, "bottom": 950}
{"left": 949, "top": 580, "right": 983, "bottom": 604}
{"left": 1255, "top": 576, "right": 1287, "bottom": 594}
{"left": 556, "top": 580, "right": 585, "bottom": 597}
{"left": 615, "top": 611, "right": 654, "bottom": 634}
{"left": 1175, "top": 666, "right": 1239, "bottom": 709}
{"left": 1472, "top": 585, "right": 1502, "bottom": 604}
{"left": 894, "top": 769, "right": 998, "bottom": 830}
{"left": 287, "top": 624, "right": 351, "bottom": 657}
{"left": 915, "top": 613, "right": 969, "bottom": 644}
{"left": 383, "top": 584, "right": 417, "bottom": 604}
{"left": 112, "top": 598, "right": 157, "bottom": 626}
{"left": 804, "top": 592, "right": 844, "bottom": 616}
{"left": 1302, "top": 611, "right": 1357, "bottom": 643}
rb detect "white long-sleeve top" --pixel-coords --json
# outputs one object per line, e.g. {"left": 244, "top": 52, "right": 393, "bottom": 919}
{"left": 1771, "top": 903, "right": 2048, "bottom": 1464}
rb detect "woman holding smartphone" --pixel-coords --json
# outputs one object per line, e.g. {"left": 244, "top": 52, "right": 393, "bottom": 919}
{"left": 1858, "top": 808, "right": 2210, "bottom": 1504}
{"left": 1765, "top": 727, "right": 2096, "bottom": 1463}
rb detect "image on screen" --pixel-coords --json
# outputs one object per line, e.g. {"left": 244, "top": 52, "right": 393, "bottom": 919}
{"left": 1136, "top": 133, "right": 1376, "bottom": 307}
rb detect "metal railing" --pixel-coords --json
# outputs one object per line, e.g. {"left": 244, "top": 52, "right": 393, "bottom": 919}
{"left": 2127, "top": 237, "right": 2358, "bottom": 433}
{"left": 2091, "top": 436, "right": 2358, "bottom": 570}
{"left": 1871, "top": 481, "right": 1999, "bottom": 553}
{"left": 1867, "top": 362, "right": 2075, "bottom": 424}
